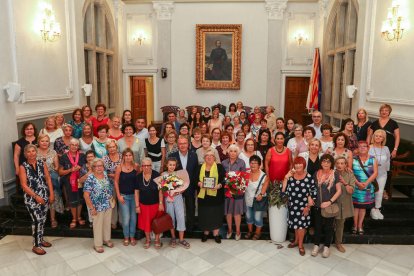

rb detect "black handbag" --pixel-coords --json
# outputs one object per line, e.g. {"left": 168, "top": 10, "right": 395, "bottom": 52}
{"left": 252, "top": 174, "right": 268, "bottom": 211}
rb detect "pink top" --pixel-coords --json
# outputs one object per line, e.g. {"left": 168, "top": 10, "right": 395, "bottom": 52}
{"left": 268, "top": 147, "right": 291, "bottom": 182}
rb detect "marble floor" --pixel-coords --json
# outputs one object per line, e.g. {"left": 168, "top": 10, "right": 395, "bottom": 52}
{"left": 0, "top": 235, "right": 413, "bottom": 276}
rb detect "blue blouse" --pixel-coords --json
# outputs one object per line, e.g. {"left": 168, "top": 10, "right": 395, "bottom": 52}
{"left": 83, "top": 172, "right": 113, "bottom": 212}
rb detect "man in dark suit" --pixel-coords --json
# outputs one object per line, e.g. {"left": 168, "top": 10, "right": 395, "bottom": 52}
{"left": 170, "top": 136, "right": 199, "bottom": 231}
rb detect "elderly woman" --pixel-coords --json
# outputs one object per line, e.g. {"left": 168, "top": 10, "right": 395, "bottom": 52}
{"left": 248, "top": 106, "right": 263, "bottom": 124}
{"left": 145, "top": 124, "right": 166, "bottom": 173}
{"left": 55, "top": 113, "right": 65, "bottom": 129}
{"left": 14, "top": 123, "right": 37, "bottom": 177}
{"left": 196, "top": 134, "right": 221, "bottom": 164}
{"left": 59, "top": 138, "right": 87, "bottom": 229}
{"left": 19, "top": 144, "right": 55, "bottom": 255}
{"left": 165, "top": 130, "right": 179, "bottom": 159}
{"left": 282, "top": 156, "right": 316, "bottom": 256}
{"left": 118, "top": 124, "right": 145, "bottom": 165}
{"left": 334, "top": 156, "right": 356, "bottom": 253}
{"left": 135, "top": 158, "right": 163, "bottom": 249}
{"left": 83, "top": 158, "right": 114, "bottom": 253}
{"left": 108, "top": 116, "right": 124, "bottom": 141}
{"left": 115, "top": 148, "right": 139, "bottom": 246}
{"left": 295, "top": 126, "right": 315, "bottom": 157}
{"left": 354, "top": 108, "right": 371, "bottom": 141}
{"left": 92, "top": 124, "right": 111, "bottom": 158}
{"left": 235, "top": 130, "right": 246, "bottom": 152}
{"left": 320, "top": 124, "right": 334, "bottom": 154}
{"left": 216, "top": 132, "right": 232, "bottom": 162}
{"left": 264, "top": 105, "right": 276, "bottom": 133}
{"left": 222, "top": 145, "right": 246, "bottom": 240}
{"left": 69, "top": 108, "right": 85, "bottom": 139}
{"left": 286, "top": 124, "right": 304, "bottom": 158}
{"left": 369, "top": 129, "right": 390, "bottom": 220}
{"left": 54, "top": 123, "right": 74, "bottom": 156}
{"left": 91, "top": 103, "right": 111, "bottom": 137}
{"left": 239, "top": 138, "right": 263, "bottom": 170}
{"left": 299, "top": 138, "right": 322, "bottom": 177}
{"left": 37, "top": 134, "right": 62, "bottom": 228}
{"left": 197, "top": 149, "right": 226, "bottom": 243}
{"left": 78, "top": 150, "right": 96, "bottom": 227}
{"left": 79, "top": 123, "right": 94, "bottom": 153}
{"left": 39, "top": 116, "right": 63, "bottom": 147}
{"left": 341, "top": 118, "right": 359, "bottom": 153}
{"left": 311, "top": 154, "right": 342, "bottom": 258}
{"left": 352, "top": 141, "right": 378, "bottom": 235}
{"left": 332, "top": 133, "right": 353, "bottom": 170}
{"left": 244, "top": 155, "right": 269, "bottom": 240}
{"left": 177, "top": 109, "right": 187, "bottom": 124}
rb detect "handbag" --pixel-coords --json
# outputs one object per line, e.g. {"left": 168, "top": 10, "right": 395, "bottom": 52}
{"left": 356, "top": 157, "right": 379, "bottom": 192}
{"left": 252, "top": 174, "right": 268, "bottom": 211}
{"left": 319, "top": 185, "right": 340, "bottom": 218}
{"left": 109, "top": 197, "right": 116, "bottom": 209}
{"left": 151, "top": 211, "right": 174, "bottom": 234}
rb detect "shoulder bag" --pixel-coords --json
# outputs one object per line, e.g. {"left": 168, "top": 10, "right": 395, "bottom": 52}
{"left": 357, "top": 157, "right": 379, "bottom": 192}
{"left": 252, "top": 174, "right": 268, "bottom": 211}
{"left": 319, "top": 184, "right": 339, "bottom": 218}
{"left": 151, "top": 211, "right": 174, "bottom": 234}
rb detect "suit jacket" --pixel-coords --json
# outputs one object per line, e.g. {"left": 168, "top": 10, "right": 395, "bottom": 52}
{"left": 170, "top": 150, "right": 198, "bottom": 196}
{"left": 160, "top": 120, "right": 181, "bottom": 137}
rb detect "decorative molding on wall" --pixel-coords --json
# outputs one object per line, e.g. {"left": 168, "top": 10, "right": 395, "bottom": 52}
{"left": 16, "top": 105, "right": 79, "bottom": 122}
{"left": 367, "top": 111, "right": 414, "bottom": 126}
{"left": 366, "top": 91, "right": 414, "bottom": 107}
{"left": 265, "top": 0, "right": 288, "bottom": 20}
{"left": 21, "top": 87, "right": 73, "bottom": 103}
{"left": 126, "top": 13, "right": 155, "bottom": 65}
{"left": 153, "top": 1, "right": 174, "bottom": 20}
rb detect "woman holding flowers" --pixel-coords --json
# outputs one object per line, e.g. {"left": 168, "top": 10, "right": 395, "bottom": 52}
{"left": 222, "top": 144, "right": 247, "bottom": 240}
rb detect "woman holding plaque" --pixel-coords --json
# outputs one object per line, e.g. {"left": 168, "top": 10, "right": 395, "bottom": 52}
{"left": 197, "top": 149, "right": 226, "bottom": 243}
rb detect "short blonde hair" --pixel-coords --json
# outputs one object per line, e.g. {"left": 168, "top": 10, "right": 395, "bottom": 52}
{"left": 105, "top": 139, "right": 118, "bottom": 151}
{"left": 204, "top": 149, "right": 216, "bottom": 160}
{"left": 308, "top": 138, "right": 322, "bottom": 153}
{"left": 371, "top": 129, "right": 387, "bottom": 146}
{"left": 379, "top": 104, "right": 392, "bottom": 114}
{"left": 91, "top": 158, "right": 104, "bottom": 169}
{"left": 37, "top": 133, "right": 50, "bottom": 144}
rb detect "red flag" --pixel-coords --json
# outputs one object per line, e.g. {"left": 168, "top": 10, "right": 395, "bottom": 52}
{"left": 306, "top": 48, "right": 321, "bottom": 111}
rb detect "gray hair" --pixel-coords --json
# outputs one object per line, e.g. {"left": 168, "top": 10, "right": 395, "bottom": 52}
{"left": 142, "top": 157, "right": 152, "bottom": 165}
{"left": 91, "top": 158, "right": 104, "bottom": 169}
{"left": 204, "top": 149, "right": 216, "bottom": 160}
{"left": 70, "top": 138, "right": 80, "bottom": 146}
{"left": 24, "top": 144, "right": 38, "bottom": 157}
{"left": 335, "top": 156, "right": 348, "bottom": 165}
{"left": 293, "top": 123, "right": 303, "bottom": 131}
{"left": 227, "top": 144, "right": 240, "bottom": 155}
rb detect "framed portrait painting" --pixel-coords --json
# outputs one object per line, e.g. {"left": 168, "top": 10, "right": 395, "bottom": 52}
{"left": 196, "top": 24, "right": 242, "bottom": 90}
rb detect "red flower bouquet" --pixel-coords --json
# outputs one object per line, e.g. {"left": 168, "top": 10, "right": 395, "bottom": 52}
{"left": 224, "top": 171, "right": 250, "bottom": 199}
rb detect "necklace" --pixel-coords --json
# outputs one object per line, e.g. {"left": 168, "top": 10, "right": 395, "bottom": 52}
{"left": 143, "top": 173, "right": 151, "bottom": 187}
{"left": 275, "top": 146, "right": 284, "bottom": 153}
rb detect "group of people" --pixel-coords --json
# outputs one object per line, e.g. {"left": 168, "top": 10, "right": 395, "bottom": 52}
{"left": 15, "top": 101, "right": 400, "bottom": 258}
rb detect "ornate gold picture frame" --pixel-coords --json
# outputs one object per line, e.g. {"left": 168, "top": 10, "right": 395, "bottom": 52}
{"left": 196, "top": 24, "right": 242, "bottom": 90}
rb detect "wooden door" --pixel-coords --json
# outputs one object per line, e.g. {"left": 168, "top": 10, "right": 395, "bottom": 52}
{"left": 130, "top": 76, "right": 147, "bottom": 122}
{"left": 284, "top": 77, "right": 310, "bottom": 125}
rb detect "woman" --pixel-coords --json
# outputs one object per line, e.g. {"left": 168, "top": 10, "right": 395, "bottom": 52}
{"left": 54, "top": 123, "right": 73, "bottom": 156}
{"left": 282, "top": 157, "right": 316, "bottom": 256}
{"left": 19, "top": 144, "right": 55, "bottom": 255}
{"left": 320, "top": 123, "right": 334, "bottom": 154}
{"left": 244, "top": 155, "right": 269, "bottom": 240}
{"left": 162, "top": 122, "right": 175, "bottom": 142}
{"left": 83, "top": 158, "right": 114, "bottom": 253}
{"left": 334, "top": 156, "right": 355, "bottom": 253}
{"left": 165, "top": 130, "right": 179, "bottom": 159}
{"left": 295, "top": 126, "right": 315, "bottom": 157}
{"left": 224, "top": 124, "right": 234, "bottom": 143}
{"left": 285, "top": 118, "right": 296, "bottom": 141}
{"left": 202, "top": 107, "right": 212, "bottom": 123}
{"left": 108, "top": 116, "right": 123, "bottom": 141}
{"left": 122, "top": 110, "right": 133, "bottom": 126}
{"left": 332, "top": 133, "right": 353, "bottom": 170}
{"left": 92, "top": 125, "right": 111, "bottom": 158}
{"left": 103, "top": 140, "right": 122, "bottom": 229}
{"left": 199, "top": 122, "right": 208, "bottom": 135}
{"left": 81, "top": 105, "right": 95, "bottom": 126}
{"left": 118, "top": 124, "right": 145, "bottom": 165}
{"left": 69, "top": 108, "right": 85, "bottom": 139}
{"left": 179, "top": 123, "right": 191, "bottom": 139}
{"left": 39, "top": 116, "right": 63, "bottom": 147}
{"left": 286, "top": 124, "right": 304, "bottom": 158}
{"left": 197, "top": 149, "right": 226, "bottom": 243}
{"left": 190, "top": 128, "right": 202, "bottom": 153}
{"left": 239, "top": 111, "right": 248, "bottom": 125}
{"left": 196, "top": 134, "right": 221, "bottom": 164}
{"left": 91, "top": 103, "right": 111, "bottom": 137}
{"left": 239, "top": 138, "right": 263, "bottom": 170}
{"left": 341, "top": 118, "right": 359, "bottom": 153}
{"left": 299, "top": 138, "right": 322, "bottom": 177}
{"left": 37, "top": 134, "right": 62, "bottom": 228}
{"left": 352, "top": 141, "right": 378, "bottom": 235}
{"left": 135, "top": 158, "right": 163, "bottom": 249}
{"left": 145, "top": 124, "right": 166, "bottom": 173}
{"left": 248, "top": 106, "right": 263, "bottom": 124}
{"left": 264, "top": 105, "right": 276, "bottom": 133}
{"left": 222, "top": 145, "right": 246, "bottom": 240}
{"left": 14, "top": 123, "right": 37, "bottom": 176}
{"left": 369, "top": 129, "right": 390, "bottom": 220}
{"left": 78, "top": 150, "right": 96, "bottom": 227}
{"left": 216, "top": 132, "right": 232, "bottom": 162}
{"left": 274, "top": 117, "right": 286, "bottom": 138}
{"left": 354, "top": 108, "right": 371, "bottom": 141}
{"left": 311, "top": 154, "right": 342, "bottom": 258}
{"left": 115, "top": 148, "right": 139, "bottom": 246}
{"left": 250, "top": 114, "right": 262, "bottom": 141}
{"left": 225, "top": 103, "right": 237, "bottom": 122}
{"left": 190, "top": 111, "right": 203, "bottom": 131}
{"left": 223, "top": 116, "right": 232, "bottom": 130}
{"left": 55, "top": 113, "right": 65, "bottom": 129}
{"left": 236, "top": 101, "right": 245, "bottom": 115}
{"left": 211, "top": 128, "right": 222, "bottom": 148}
{"left": 208, "top": 112, "right": 222, "bottom": 134}
{"left": 257, "top": 129, "right": 274, "bottom": 159}
{"left": 177, "top": 109, "right": 187, "bottom": 124}
{"left": 187, "top": 106, "right": 198, "bottom": 126}
{"left": 265, "top": 132, "right": 292, "bottom": 185}
{"left": 59, "top": 138, "right": 87, "bottom": 229}
{"left": 79, "top": 123, "right": 94, "bottom": 153}
{"left": 242, "top": 122, "right": 253, "bottom": 140}
{"left": 232, "top": 116, "right": 242, "bottom": 138}
{"left": 235, "top": 130, "right": 246, "bottom": 152}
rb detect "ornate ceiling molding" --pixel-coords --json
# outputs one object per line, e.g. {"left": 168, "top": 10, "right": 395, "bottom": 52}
{"left": 265, "top": 0, "right": 288, "bottom": 20}
{"left": 153, "top": 1, "right": 174, "bottom": 20}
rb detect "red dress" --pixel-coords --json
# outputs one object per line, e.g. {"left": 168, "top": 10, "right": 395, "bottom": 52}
{"left": 268, "top": 147, "right": 291, "bottom": 182}
{"left": 91, "top": 117, "right": 110, "bottom": 137}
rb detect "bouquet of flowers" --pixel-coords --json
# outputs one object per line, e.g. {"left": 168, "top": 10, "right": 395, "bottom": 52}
{"left": 155, "top": 170, "right": 189, "bottom": 202}
{"left": 160, "top": 174, "right": 184, "bottom": 192}
{"left": 224, "top": 171, "right": 250, "bottom": 199}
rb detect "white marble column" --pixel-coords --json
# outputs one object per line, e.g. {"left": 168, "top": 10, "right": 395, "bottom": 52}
{"left": 265, "top": 0, "right": 287, "bottom": 116}
{"left": 153, "top": 1, "right": 174, "bottom": 109}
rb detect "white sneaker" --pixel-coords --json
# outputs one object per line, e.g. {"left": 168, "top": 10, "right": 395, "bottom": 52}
{"left": 322, "top": 246, "right": 330, "bottom": 258}
{"left": 311, "top": 245, "right": 319, "bottom": 257}
{"left": 377, "top": 209, "right": 384, "bottom": 220}
{"left": 370, "top": 208, "right": 379, "bottom": 220}
{"left": 226, "top": 232, "right": 232, "bottom": 239}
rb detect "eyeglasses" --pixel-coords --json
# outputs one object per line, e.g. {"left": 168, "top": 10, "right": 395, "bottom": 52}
{"left": 321, "top": 159, "right": 331, "bottom": 163}
{"left": 93, "top": 165, "right": 104, "bottom": 168}
{"left": 142, "top": 165, "right": 152, "bottom": 167}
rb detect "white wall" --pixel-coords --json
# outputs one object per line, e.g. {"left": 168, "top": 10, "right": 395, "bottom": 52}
{"left": 171, "top": 2, "right": 268, "bottom": 109}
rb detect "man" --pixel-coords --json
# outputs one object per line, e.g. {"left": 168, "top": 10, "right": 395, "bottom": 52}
{"left": 207, "top": 40, "right": 230, "bottom": 80}
{"left": 170, "top": 136, "right": 199, "bottom": 231}
{"left": 308, "top": 110, "right": 323, "bottom": 139}
{"left": 134, "top": 118, "right": 148, "bottom": 143}
{"left": 160, "top": 112, "right": 181, "bottom": 137}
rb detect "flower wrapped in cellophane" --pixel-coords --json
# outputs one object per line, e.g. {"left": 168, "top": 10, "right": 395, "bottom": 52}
{"left": 224, "top": 171, "right": 249, "bottom": 199}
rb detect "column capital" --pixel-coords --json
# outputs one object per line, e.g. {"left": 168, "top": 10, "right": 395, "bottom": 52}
{"left": 318, "top": 0, "right": 329, "bottom": 18}
{"left": 153, "top": 1, "right": 174, "bottom": 20}
{"left": 265, "top": 0, "right": 288, "bottom": 20}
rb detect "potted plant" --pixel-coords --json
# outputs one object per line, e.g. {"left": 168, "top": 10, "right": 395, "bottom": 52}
{"left": 268, "top": 181, "right": 288, "bottom": 243}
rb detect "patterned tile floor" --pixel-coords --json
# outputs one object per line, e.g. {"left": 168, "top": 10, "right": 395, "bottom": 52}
{"left": 0, "top": 235, "right": 413, "bottom": 275}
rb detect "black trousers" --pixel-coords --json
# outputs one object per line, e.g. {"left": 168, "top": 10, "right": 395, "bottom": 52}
{"left": 183, "top": 192, "right": 195, "bottom": 230}
{"left": 313, "top": 208, "right": 335, "bottom": 247}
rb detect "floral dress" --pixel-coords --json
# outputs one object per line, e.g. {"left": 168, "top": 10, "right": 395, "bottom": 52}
{"left": 54, "top": 137, "right": 69, "bottom": 156}
{"left": 83, "top": 172, "right": 113, "bottom": 212}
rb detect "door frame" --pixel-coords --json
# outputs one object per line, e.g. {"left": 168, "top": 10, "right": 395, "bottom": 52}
{"left": 123, "top": 71, "right": 159, "bottom": 121}
{"left": 280, "top": 70, "right": 311, "bottom": 117}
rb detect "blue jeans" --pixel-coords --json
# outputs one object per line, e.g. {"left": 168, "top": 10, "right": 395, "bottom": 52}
{"left": 118, "top": 194, "right": 137, "bottom": 238}
{"left": 50, "top": 171, "right": 61, "bottom": 196}
{"left": 245, "top": 206, "right": 264, "bottom": 227}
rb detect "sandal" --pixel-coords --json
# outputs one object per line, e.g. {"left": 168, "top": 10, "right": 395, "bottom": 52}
{"left": 94, "top": 246, "right": 104, "bottom": 253}
{"left": 358, "top": 228, "right": 364, "bottom": 235}
{"left": 351, "top": 226, "right": 357, "bottom": 235}
{"left": 32, "top": 246, "right": 46, "bottom": 255}
{"left": 41, "top": 241, "right": 52, "bottom": 248}
{"left": 244, "top": 232, "right": 253, "bottom": 239}
{"left": 143, "top": 240, "right": 151, "bottom": 249}
{"left": 288, "top": 242, "right": 298, "bottom": 248}
{"left": 77, "top": 217, "right": 86, "bottom": 226}
{"left": 252, "top": 233, "right": 261, "bottom": 240}
{"left": 299, "top": 247, "right": 306, "bottom": 256}
{"left": 169, "top": 238, "right": 177, "bottom": 248}
{"left": 123, "top": 238, "right": 129, "bottom": 246}
{"left": 383, "top": 191, "right": 389, "bottom": 200}
{"left": 103, "top": 241, "right": 114, "bottom": 248}
{"left": 51, "top": 220, "right": 58, "bottom": 229}
{"left": 69, "top": 220, "right": 77, "bottom": 229}
{"left": 130, "top": 238, "right": 137, "bottom": 246}
{"left": 178, "top": 240, "right": 191, "bottom": 249}
{"left": 154, "top": 240, "right": 163, "bottom": 249}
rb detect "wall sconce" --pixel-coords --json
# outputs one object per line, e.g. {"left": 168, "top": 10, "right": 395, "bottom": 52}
{"left": 39, "top": 6, "right": 61, "bottom": 42}
{"left": 81, "top": 84, "right": 92, "bottom": 97}
{"left": 161, "top": 68, "right": 167, "bottom": 79}
{"left": 381, "top": 0, "right": 406, "bottom": 41}
{"left": 294, "top": 30, "right": 308, "bottom": 46}
{"left": 133, "top": 30, "right": 147, "bottom": 46}
{"left": 3, "top": 82, "right": 23, "bottom": 102}
{"left": 346, "top": 85, "right": 357, "bottom": 99}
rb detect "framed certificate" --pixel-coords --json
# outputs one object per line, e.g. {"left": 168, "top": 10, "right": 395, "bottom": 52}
{"left": 203, "top": 177, "right": 216, "bottom": 189}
